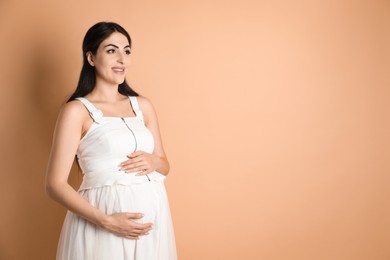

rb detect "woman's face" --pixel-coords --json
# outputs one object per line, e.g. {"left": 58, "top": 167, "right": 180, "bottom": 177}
{"left": 88, "top": 32, "right": 131, "bottom": 86}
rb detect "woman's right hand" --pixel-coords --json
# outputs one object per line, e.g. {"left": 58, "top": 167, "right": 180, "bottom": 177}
{"left": 101, "top": 212, "right": 153, "bottom": 240}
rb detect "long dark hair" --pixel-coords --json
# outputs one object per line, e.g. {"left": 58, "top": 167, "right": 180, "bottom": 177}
{"left": 67, "top": 22, "right": 139, "bottom": 102}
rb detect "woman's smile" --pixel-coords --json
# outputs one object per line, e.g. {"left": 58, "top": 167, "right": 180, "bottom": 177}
{"left": 112, "top": 66, "right": 126, "bottom": 74}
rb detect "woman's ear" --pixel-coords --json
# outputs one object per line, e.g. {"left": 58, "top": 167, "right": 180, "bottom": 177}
{"left": 86, "top": 52, "right": 94, "bottom": 67}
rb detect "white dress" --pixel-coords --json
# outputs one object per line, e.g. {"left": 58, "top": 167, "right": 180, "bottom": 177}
{"left": 56, "top": 96, "right": 177, "bottom": 260}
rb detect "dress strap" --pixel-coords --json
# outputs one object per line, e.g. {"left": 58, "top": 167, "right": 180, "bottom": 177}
{"left": 75, "top": 97, "right": 104, "bottom": 123}
{"left": 129, "top": 96, "right": 144, "bottom": 123}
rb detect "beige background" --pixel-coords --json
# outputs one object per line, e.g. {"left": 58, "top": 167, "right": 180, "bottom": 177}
{"left": 0, "top": 0, "right": 389, "bottom": 259}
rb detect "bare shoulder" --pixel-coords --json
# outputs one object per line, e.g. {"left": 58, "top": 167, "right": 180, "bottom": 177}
{"left": 137, "top": 96, "right": 153, "bottom": 109}
{"left": 136, "top": 96, "right": 155, "bottom": 111}
{"left": 58, "top": 100, "right": 89, "bottom": 123}
{"left": 136, "top": 96, "right": 158, "bottom": 125}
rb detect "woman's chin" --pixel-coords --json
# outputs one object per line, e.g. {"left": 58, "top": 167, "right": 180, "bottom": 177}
{"left": 113, "top": 78, "right": 126, "bottom": 85}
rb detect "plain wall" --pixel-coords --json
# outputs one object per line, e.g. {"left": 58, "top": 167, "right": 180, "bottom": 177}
{"left": 0, "top": 0, "right": 389, "bottom": 259}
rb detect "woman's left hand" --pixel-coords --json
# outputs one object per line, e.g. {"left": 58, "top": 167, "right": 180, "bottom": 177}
{"left": 120, "top": 151, "right": 158, "bottom": 175}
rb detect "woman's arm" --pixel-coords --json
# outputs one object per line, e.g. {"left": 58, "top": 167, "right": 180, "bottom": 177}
{"left": 45, "top": 101, "right": 152, "bottom": 239}
{"left": 120, "top": 96, "right": 170, "bottom": 175}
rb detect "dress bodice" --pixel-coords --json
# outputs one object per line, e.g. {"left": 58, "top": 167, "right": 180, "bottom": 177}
{"left": 74, "top": 96, "right": 163, "bottom": 190}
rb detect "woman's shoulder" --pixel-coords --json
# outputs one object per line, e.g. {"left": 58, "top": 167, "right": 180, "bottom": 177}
{"left": 133, "top": 95, "right": 157, "bottom": 125}
{"left": 134, "top": 95, "right": 155, "bottom": 112}
{"left": 63, "top": 99, "right": 87, "bottom": 112}
{"left": 58, "top": 99, "right": 89, "bottom": 122}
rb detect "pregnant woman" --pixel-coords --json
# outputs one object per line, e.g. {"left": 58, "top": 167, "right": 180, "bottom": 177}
{"left": 45, "top": 22, "right": 177, "bottom": 260}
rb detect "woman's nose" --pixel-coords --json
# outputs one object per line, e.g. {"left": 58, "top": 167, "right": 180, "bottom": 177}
{"left": 117, "top": 52, "right": 124, "bottom": 63}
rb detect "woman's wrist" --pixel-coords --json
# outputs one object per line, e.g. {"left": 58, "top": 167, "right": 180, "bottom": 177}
{"left": 155, "top": 156, "right": 169, "bottom": 175}
{"left": 94, "top": 212, "right": 111, "bottom": 228}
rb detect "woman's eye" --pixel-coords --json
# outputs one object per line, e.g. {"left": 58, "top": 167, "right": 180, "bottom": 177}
{"left": 125, "top": 50, "right": 131, "bottom": 55}
{"left": 107, "top": 49, "right": 115, "bottom": 54}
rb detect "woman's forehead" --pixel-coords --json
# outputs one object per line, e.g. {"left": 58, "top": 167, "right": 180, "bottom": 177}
{"left": 100, "top": 32, "right": 130, "bottom": 47}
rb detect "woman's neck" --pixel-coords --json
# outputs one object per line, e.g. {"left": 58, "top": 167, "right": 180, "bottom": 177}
{"left": 87, "top": 82, "right": 124, "bottom": 102}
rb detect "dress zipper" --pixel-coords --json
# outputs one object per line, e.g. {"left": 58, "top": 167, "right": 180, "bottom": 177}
{"left": 121, "top": 117, "right": 137, "bottom": 152}
{"left": 120, "top": 117, "right": 150, "bottom": 181}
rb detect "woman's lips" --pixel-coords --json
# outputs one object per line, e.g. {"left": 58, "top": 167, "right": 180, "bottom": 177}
{"left": 112, "top": 67, "right": 125, "bottom": 73}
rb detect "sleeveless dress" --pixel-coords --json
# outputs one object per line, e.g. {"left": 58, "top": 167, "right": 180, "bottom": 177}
{"left": 56, "top": 96, "right": 177, "bottom": 260}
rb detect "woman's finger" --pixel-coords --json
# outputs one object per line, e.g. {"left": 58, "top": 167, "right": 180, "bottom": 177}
{"left": 128, "top": 151, "right": 144, "bottom": 158}
{"left": 124, "top": 235, "right": 139, "bottom": 240}
{"left": 120, "top": 157, "right": 143, "bottom": 167}
{"left": 123, "top": 162, "right": 148, "bottom": 172}
{"left": 123, "top": 161, "right": 145, "bottom": 169}
{"left": 126, "top": 167, "right": 148, "bottom": 174}
{"left": 121, "top": 158, "right": 147, "bottom": 169}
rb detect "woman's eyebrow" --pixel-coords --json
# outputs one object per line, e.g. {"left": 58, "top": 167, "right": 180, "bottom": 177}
{"left": 104, "top": 44, "right": 130, "bottom": 49}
